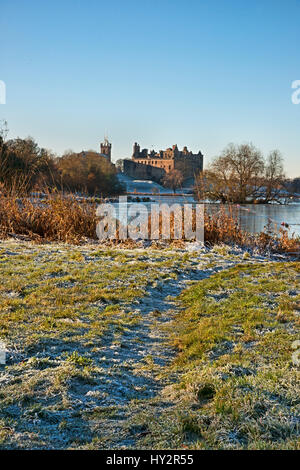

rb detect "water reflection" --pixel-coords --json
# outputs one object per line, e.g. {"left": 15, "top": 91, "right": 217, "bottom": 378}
{"left": 112, "top": 195, "right": 300, "bottom": 237}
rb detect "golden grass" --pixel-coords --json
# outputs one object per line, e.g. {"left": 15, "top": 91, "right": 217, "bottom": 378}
{"left": 0, "top": 192, "right": 97, "bottom": 243}
{"left": 0, "top": 191, "right": 299, "bottom": 252}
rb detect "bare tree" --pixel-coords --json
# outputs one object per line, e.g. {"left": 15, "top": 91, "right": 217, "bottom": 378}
{"left": 115, "top": 159, "right": 124, "bottom": 173}
{"left": 0, "top": 135, "right": 58, "bottom": 193}
{"left": 163, "top": 169, "right": 184, "bottom": 193}
{"left": 264, "top": 150, "right": 285, "bottom": 202}
{"left": 196, "top": 143, "right": 285, "bottom": 203}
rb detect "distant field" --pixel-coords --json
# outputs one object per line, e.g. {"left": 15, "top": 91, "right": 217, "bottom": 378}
{"left": 0, "top": 241, "right": 298, "bottom": 449}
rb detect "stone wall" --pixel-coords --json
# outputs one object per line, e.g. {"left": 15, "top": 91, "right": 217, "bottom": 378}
{"left": 131, "top": 143, "right": 203, "bottom": 179}
{"left": 123, "top": 159, "right": 165, "bottom": 184}
{"left": 174, "top": 154, "right": 203, "bottom": 178}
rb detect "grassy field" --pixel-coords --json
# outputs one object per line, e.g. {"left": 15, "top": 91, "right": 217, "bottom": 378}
{"left": 159, "top": 262, "right": 300, "bottom": 449}
{"left": 0, "top": 241, "right": 298, "bottom": 449}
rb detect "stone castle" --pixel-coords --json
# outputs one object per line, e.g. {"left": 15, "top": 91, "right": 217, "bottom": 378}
{"left": 123, "top": 142, "right": 203, "bottom": 183}
{"left": 96, "top": 138, "right": 203, "bottom": 185}
{"left": 99, "top": 137, "right": 112, "bottom": 162}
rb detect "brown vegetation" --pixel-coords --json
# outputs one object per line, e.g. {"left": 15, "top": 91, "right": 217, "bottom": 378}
{"left": 0, "top": 135, "right": 57, "bottom": 194}
{"left": 162, "top": 169, "right": 184, "bottom": 193}
{"left": 56, "top": 151, "right": 123, "bottom": 195}
{"left": 196, "top": 143, "right": 285, "bottom": 203}
{"left": 0, "top": 124, "right": 123, "bottom": 196}
{"left": 0, "top": 191, "right": 97, "bottom": 243}
{"left": 0, "top": 190, "right": 298, "bottom": 254}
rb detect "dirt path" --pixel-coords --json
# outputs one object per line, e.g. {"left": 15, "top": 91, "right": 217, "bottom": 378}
{"left": 0, "top": 241, "right": 273, "bottom": 449}
{"left": 80, "top": 257, "right": 251, "bottom": 449}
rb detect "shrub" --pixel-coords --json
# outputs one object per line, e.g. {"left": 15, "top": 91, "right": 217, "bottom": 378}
{"left": 56, "top": 151, "right": 124, "bottom": 196}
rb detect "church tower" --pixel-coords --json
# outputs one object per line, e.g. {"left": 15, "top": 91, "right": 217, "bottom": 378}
{"left": 100, "top": 137, "right": 112, "bottom": 162}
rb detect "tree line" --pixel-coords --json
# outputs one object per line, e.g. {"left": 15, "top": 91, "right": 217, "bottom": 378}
{"left": 1, "top": 120, "right": 297, "bottom": 202}
{"left": 0, "top": 122, "right": 123, "bottom": 196}
{"left": 195, "top": 143, "right": 290, "bottom": 203}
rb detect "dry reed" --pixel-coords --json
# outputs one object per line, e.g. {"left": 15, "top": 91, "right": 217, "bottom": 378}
{"left": 0, "top": 190, "right": 298, "bottom": 253}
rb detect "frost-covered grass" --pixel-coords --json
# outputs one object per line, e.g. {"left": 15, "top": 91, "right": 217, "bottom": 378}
{"left": 134, "top": 262, "right": 300, "bottom": 450}
{"left": 0, "top": 241, "right": 298, "bottom": 449}
{"left": 0, "top": 240, "right": 213, "bottom": 449}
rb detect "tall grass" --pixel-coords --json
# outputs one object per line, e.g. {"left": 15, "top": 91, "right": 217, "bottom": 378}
{"left": 0, "top": 191, "right": 97, "bottom": 243}
{"left": 0, "top": 190, "right": 299, "bottom": 252}
{"left": 204, "top": 206, "right": 246, "bottom": 245}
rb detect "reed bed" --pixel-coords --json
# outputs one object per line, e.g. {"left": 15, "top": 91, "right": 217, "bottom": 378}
{"left": 0, "top": 191, "right": 299, "bottom": 253}
{"left": 0, "top": 192, "right": 97, "bottom": 243}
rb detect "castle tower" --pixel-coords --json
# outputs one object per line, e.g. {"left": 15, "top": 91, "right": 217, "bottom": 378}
{"left": 132, "top": 142, "right": 140, "bottom": 158}
{"left": 100, "top": 137, "right": 112, "bottom": 162}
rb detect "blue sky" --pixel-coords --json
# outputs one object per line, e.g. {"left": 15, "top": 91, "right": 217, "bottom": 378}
{"left": 0, "top": 0, "right": 299, "bottom": 175}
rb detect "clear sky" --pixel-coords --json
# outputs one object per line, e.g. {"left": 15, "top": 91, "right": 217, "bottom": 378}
{"left": 0, "top": 0, "right": 299, "bottom": 175}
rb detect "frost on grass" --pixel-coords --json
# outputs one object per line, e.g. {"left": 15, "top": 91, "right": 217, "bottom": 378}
{"left": 157, "top": 262, "right": 300, "bottom": 450}
{"left": 0, "top": 241, "right": 298, "bottom": 449}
